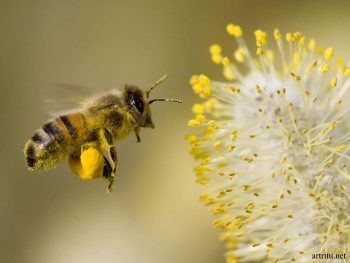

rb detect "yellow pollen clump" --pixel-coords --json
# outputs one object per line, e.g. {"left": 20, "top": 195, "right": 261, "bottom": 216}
{"left": 226, "top": 23, "right": 243, "bottom": 37}
{"left": 229, "top": 86, "right": 241, "bottom": 93}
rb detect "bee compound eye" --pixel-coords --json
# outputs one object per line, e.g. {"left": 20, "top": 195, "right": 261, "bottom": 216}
{"left": 133, "top": 96, "right": 144, "bottom": 113}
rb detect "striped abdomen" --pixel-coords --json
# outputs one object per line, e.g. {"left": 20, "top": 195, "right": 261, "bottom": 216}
{"left": 24, "top": 112, "right": 85, "bottom": 171}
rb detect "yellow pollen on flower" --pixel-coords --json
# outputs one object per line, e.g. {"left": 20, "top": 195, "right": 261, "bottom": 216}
{"left": 324, "top": 47, "right": 334, "bottom": 60}
{"left": 222, "top": 56, "right": 231, "bottom": 66}
{"left": 192, "top": 103, "right": 205, "bottom": 114}
{"left": 231, "top": 130, "right": 238, "bottom": 141}
{"left": 210, "top": 44, "right": 222, "bottom": 55}
{"left": 330, "top": 77, "right": 337, "bottom": 88}
{"left": 223, "top": 66, "right": 235, "bottom": 80}
{"left": 274, "top": 28, "right": 281, "bottom": 40}
{"left": 256, "top": 47, "right": 264, "bottom": 55}
{"left": 226, "top": 23, "right": 243, "bottom": 37}
{"left": 234, "top": 47, "right": 245, "bottom": 63}
{"left": 321, "top": 64, "right": 330, "bottom": 73}
{"left": 286, "top": 33, "right": 295, "bottom": 42}
{"left": 255, "top": 30, "right": 267, "bottom": 46}
{"left": 308, "top": 38, "right": 316, "bottom": 50}
{"left": 211, "top": 54, "right": 222, "bottom": 64}
{"left": 229, "top": 86, "right": 241, "bottom": 93}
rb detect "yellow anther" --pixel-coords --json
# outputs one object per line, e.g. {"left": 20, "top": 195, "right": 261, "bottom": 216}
{"left": 266, "top": 49, "right": 275, "bottom": 62}
{"left": 290, "top": 72, "right": 301, "bottom": 80}
{"left": 321, "top": 64, "right": 330, "bottom": 73}
{"left": 277, "top": 117, "right": 283, "bottom": 123}
{"left": 189, "top": 75, "right": 199, "bottom": 85}
{"left": 250, "top": 134, "right": 257, "bottom": 139}
{"left": 344, "top": 68, "right": 350, "bottom": 76}
{"left": 255, "top": 85, "right": 262, "bottom": 94}
{"left": 211, "top": 54, "right": 222, "bottom": 64}
{"left": 234, "top": 47, "right": 245, "bottom": 63}
{"left": 308, "top": 38, "right": 316, "bottom": 51}
{"left": 303, "top": 90, "right": 310, "bottom": 96}
{"left": 256, "top": 47, "right": 264, "bottom": 55}
{"left": 293, "top": 52, "right": 300, "bottom": 68}
{"left": 222, "top": 56, "right": 230, "bottom": 66}
{"left": 330, "top": 77, "right": 337, "bottom": 88}
{"left": 286, "top": 33, "right": 295, "bottom": 42}
{"left": 185, "top": 134, "right": 197, "bottom": 143}
{"left": 213, "top": 140, "right": 223, "bottom": 149}
{"left": 274, "top": 28, "right": 281, "bottom": 40}
{"left": 209, "top": 44, "right": 222, "bottom": 55}
{"left": 255, "top": 30, "right": 267, "bottom": 46}
{"left": 188, "top": 119, "right": 201, "bottom": 127}
{"left": 287, "top": 214, "right": 294, "bottom": 218}
{"left": 334, "top": 145, "right": 346, "bottom": 152}
{"left": 336, "top": 99, "right": 342, "bottom": 105}
{"left": 226, "top": 23, "right": 243, "bottom": 36}
{"left": 198, "top": 74, "right": 210, "bottom": 85}
{"left": 324, "top": 47, "right": 334, "bottom": 60}
{"left": 229, "top": 86, "right": 241, "bottom": 93}
{"left": 337, "top": 56, "right": 344, "bottom": 70}
{"left": 227, "top": 145, "right": 236, "bottom": 152}
{"left": 223, "top": 66, "right": 235, "bottom": 80}
{"left": 243, "top": 156, "right": 253, "bottom": 163}
{"left": 252, "top": 243, "right": 261, "bottom": 247}
{"left": 207, "top": 120, "right": 219, "bottom": 129}
{"left": 280, "top": 156, "right": 287, "bottom": 163}
{"left": 201, "top": 86, "right": 212, "bottom": 98}
{"left": 203, "top": 98, "right": 218, "bottom": 111}
{"left": 191, "top": 103, "right": 205, "bottom": 114}
{"left": 231, "top": 130, "right": 238, "bottom": 141}
{"left": 293, "top": 32, "right": 302, "bottom": 41}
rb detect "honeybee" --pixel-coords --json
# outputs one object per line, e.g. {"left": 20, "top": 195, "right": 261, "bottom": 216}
{"left": 24, "top": 75, "right": 182, "bottom": 192}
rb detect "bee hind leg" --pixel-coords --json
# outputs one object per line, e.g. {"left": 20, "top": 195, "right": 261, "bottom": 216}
{"left": 98, "top": 128, "right": 118, "bottom": 192}
{"left": 68, "top": 142, "right": 105, "bottom": 181}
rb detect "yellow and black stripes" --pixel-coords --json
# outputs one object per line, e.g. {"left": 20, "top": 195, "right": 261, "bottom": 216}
{"left": 24, "top": 112, "right": 85, "bottom": 171}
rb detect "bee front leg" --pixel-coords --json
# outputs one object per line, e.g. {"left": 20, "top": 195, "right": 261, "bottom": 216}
{"left": 134, "top": 127, "right": 141, "bottom": 143}
{"left": 98, "top": 128, "right": 118, "bottom": 192}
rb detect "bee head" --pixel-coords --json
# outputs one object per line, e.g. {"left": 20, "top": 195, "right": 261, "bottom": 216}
{"left": 123, "top": 85, "right": 155, "bottom": 128}
{"left": 123, "top": 75, "right": 183, "bottom": 129}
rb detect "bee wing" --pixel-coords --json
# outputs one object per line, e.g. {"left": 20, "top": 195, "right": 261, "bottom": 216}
{"left": 44, "top": 83, "right": 95, "bottom": 117}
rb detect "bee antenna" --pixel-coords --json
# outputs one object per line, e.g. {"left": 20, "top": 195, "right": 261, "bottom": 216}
{"left": 148, "top": 98, "right": 183, "bottom": 104}
{"left": 146, "top": 74, "right": 168, "bottom": 99}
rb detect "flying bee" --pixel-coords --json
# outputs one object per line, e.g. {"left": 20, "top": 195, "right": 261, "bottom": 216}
{"left": 24, "top": 75, "right": 182, "bottom": 192}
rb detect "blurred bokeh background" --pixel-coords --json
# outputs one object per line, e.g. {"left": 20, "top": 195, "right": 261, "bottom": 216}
{"left": 1, "top": 0, "right": 350, "bottom": 262}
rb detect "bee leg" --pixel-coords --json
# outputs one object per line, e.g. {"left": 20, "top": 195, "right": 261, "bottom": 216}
{"left": 134, "top": 127, "right": 141, "bottom": 143}
{"left": 98, "top": 128, "right": 118, "bottom": 192}
{"left": 102, "top": 155, "right": 114, "bottom": 193}
{"left": 68, "top": 142, "right": 105, "bottom": 181}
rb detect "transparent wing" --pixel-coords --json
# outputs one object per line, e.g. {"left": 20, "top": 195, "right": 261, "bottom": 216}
{"left": 44, "top": 82, "right": 95, "bottom": 117}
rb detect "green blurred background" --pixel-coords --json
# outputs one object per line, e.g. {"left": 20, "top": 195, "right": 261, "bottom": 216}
{"left": 1, "top": 0, "right": 350, "bottom": 262}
